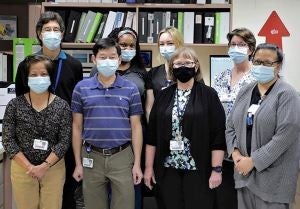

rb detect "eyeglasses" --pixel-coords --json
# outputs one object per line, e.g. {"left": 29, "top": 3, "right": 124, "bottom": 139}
{"left": 229, "top": 43, "right": 248, "bottom": 48}
{"left": 252, "top": 59, "right": 279, "bottom": 67}
{"left": 173, "top": 61, "right": 195, "bottom": 68}
{"left": 42, "top": 27, "right": 61, "bottom": 32}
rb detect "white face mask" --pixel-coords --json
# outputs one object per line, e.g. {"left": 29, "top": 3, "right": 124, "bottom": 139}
{"left": 96, "top": 59, "right": 119, "bottom": 77}
{"left": 228, "top": 46, "right": 248, "bottom": 64}
{"left": 159, "top": 45, "right": 176, "bottom": 61}
{"left": 28, "top": 76, "right": 51, "bottom": 94}
{"left": 42, "top": 31, "right": 62, "bottom": 50}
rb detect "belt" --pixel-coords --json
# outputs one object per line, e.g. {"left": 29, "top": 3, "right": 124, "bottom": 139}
{"left": 84, "top": 141, "right": 130, "bottom": 156}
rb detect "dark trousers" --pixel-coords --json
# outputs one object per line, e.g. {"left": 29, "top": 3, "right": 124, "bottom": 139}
{"left": 160, "top": 167, "right": 214, "bottom": 209}
{"left": 214, "top": 160, "right": 237, "bottom": 209}
{"left": 61, "top": 147, "right": 83, "bottom": 209}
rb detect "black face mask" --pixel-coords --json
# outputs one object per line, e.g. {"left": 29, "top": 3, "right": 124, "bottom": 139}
{"left": 173, "top": 66, "right": 196, "bottom": 83}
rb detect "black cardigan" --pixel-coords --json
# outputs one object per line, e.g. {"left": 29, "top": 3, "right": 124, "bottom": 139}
{"left": 147, "top": 81, "right": 226, "bottom": 182}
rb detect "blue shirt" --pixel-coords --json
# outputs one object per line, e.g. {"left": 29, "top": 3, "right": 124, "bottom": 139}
{"left": 71, "top": 74, "right": 143, "bottom": 148}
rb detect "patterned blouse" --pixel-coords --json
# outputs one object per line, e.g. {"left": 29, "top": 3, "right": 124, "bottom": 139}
{"left": 164, "top": 89, "right": 197, "bottom": 170}
{"left": 213, "top": 68, "right": 255, "bottom": 118}
{"left": 2, "top": 95, "right": 72, "bottom": 165}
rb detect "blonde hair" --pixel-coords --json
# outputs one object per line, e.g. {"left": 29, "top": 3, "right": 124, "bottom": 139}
{"left": 169, "top": 47, "right": 202, "bottom": 82}
{"left": 157, "top": 27, "right": 184, "bottom": 48}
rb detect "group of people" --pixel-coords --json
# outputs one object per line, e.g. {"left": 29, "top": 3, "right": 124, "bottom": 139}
{"left": 2, "top": 10, "right": 300, "bottom": 209}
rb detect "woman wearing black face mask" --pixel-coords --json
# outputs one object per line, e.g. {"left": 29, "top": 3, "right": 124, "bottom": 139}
{"left": 144, "top": 47, "right": 226, "bottom": 209}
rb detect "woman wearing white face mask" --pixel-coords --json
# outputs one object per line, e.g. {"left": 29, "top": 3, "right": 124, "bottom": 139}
{"left": 145, "top": 26, "right": 184, "bottom": 122}
{"left": 226, "top": 43, "right": 300, "bottom": 209}
{"left": 2, "top": 55, "right": 72, "bottom": 209}
{"left": 212, "top": 28, "right": 256, "bottom": 209}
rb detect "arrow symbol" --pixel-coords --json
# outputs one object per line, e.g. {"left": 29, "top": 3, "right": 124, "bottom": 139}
{"left": 258, "top": 11, "right": 290, "bottom": 50}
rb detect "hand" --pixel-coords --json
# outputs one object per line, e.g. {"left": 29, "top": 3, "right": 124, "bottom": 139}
{"left": 132, "top": 164, "right": 143, "bottom": 185}
{"left": 73, "top": 164, "right": 83, "bottom": 182}
{"left": 26, "top": 163, "right": 48, "bottom": 180}
{"left": 235, "top": 156, "right": 254, "bottom": 176}
{"left": 144, "top": 167, "right": 156, "bottom": 190}
{"left": 232, "top": 149, "right": 242, "bottom": 165}
{"left": 209, "top": 171, "right": 222, "bottom": 189}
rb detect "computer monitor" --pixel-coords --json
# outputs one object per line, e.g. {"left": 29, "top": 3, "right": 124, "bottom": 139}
{"left": 210, "top": 55, "right": 234, "bottom": 87}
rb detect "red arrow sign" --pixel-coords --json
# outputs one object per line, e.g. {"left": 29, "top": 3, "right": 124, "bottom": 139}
{"left": 258, "top": 11, "right": 290, "bottom": 49}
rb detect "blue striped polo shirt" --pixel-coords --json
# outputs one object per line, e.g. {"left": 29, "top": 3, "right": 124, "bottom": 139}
{"left": 71, "top": 74, "right": 143, "bottom": 148}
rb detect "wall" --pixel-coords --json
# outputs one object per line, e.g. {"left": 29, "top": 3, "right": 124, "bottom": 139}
{"left": 232, "top": 0, "right": 300, "bottom": 91}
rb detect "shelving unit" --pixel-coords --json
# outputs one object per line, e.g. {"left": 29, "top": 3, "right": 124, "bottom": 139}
{"left": 41, "top": 2, "right": 232, "bottom": 84}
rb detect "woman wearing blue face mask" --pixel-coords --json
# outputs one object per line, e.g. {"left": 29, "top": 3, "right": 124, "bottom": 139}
{"left": 212, "top": 28, "right": 256, "bottom": 209}
{"left": 226, "top": 43, "right": 300, "bottom": 209}
{"left": 2, "top": 54, "right": 72, "bottom": 209}
{"left": 145, "top": 26, "right": 184, "bottom": 123}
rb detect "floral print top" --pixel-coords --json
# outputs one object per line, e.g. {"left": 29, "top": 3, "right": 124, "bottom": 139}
{"left": 213, "top": 68, "right": 255, "bottom": 118}
{"left": 164, "top": 89, "right": 197, "bottom": 170}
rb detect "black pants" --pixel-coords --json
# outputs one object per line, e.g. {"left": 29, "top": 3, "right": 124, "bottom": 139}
{"left": 160, "top": 167, "right": 214, "bottom": 209}
{"left": 61, "top": 147, "right": 83, "bottom": 209}
{"left": 214, "top": 160, "right": 237, "bottom": 209}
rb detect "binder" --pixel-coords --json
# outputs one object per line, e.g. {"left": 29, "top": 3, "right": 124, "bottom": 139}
{"left": 170, "top": 12, "right": 178, "bottom": 28}
{"left": 86, "top": 12, "right": 103, "bottom": 43}
{"left": 75, "top": 12, "right": 87, "bottom": 43}
{"left": 219, "top": 12, "right": 230, "bottom": 44}
{"left": 203, "top": 12, "right": 215, "bottom": 43}
{"left": 138, "top": 11, "right": 148, "bottom": 43}
{"left": 78, "top": 11, "right": 96, "bottom": 43}
{"left": 177, "top": 12, "right": 184, "bottom": 36}
{"left": 194, "top": 12, "right": 203, "bottom": 43}
{"left": 102, "top": 11, "right": 117, "bottom": 38}
{"left": 113, "top": 12, "right": 125, "bottom": 29}
{"left": 147, "top": 13, "right": 154, "bottom": 43}
{"left": 64, "top": 10, "right": 82, "bottom": 42}
{"left": 153, "top": 12, "right": 163, "bottom": 43}
{"left": 93, "top": 13, "right": 108, "bottom": 43}
{"left": 183, "top": 12, "right": 194, "bottom": 44}
{"left": 165, "top": 11, "right": 171, "bottom": 27}
{"left": 124, "top": 11, "right": 135, "bottom": 28}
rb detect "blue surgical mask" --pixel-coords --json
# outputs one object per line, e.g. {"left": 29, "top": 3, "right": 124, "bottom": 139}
{"left": 228, "top": 46, "right": 248, "bottom": 64}
{"left": 160, "top": 45, "right": 176, "bottom": 61}
{"left": 97, "top": 59, "right": 119, "bottom": 77}
{"left": 28, "top": 76, "right": 51, "bottom": 94}
{"left": 121, "top": 49, "right": 136, "bottom": 62}
{"left": 251, "top": 65, "right": 275, "bottom": 84}
{"left": 42, "top": 31, "right": 62, "bottom": 50}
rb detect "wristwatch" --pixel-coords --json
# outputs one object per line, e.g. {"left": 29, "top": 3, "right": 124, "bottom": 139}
{"left": 212, "top": 166, "right": 222, "bottom": 173}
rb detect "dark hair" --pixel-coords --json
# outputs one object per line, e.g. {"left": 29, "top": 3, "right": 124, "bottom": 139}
{"left": 227, "top": 27, "right": 256, "bottom": 58}
{"left": 252, "top": 43, "right": 284, "bottom": 64}
{"left": 23, "top": 54, "right": 55, "bottom": 93}
{"left": 107, "top": 27, "right": 145, "bottom": 71}
{"left": 92, "top": 38, "right": 121, "bottom": 57}
{"left": 36, "top": 11, "right": 65, "bottom": 45}
{"left": 169, "top": 47, "right": 202, "bottom": 82}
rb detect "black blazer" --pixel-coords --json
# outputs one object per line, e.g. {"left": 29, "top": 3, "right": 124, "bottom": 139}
{"left": 147, "top": 81, "right": 226, "bottom": 183}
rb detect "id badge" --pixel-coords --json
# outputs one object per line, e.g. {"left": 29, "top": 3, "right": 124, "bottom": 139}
{"left": 33, "top": 139, "right": 48, "bottom": 151}
{"left": 219, "top": 93, "right": 232, "bottom": 103}
{"left": 170, "top": 140, "right": 184, "bottom": 151}
{"left": 82, "top": 157, "right": 94, "bottom": 168}
{"left": 248, "top": 104, "right": 260, "bottom": 115}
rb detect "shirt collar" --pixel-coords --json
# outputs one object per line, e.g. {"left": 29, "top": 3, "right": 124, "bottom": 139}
{"left": 90, "top": 73, "right": 125, "bottom": 89}
{"left": 36, "top": 50, "right": 67, "bottom": 60}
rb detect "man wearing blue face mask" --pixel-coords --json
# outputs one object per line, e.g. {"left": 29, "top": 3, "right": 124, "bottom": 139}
{"left": 71, "top": 38, "right": 143, "bottom": 209}
{"left": 14, "top": 11, "right": 83, "bottom": 209}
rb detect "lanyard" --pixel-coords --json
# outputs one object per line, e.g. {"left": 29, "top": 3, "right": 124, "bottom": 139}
{"left": 176, "top": 89, "right": 190, "bottom": 132}
{"left": 52, "top": 59, "right": 63, "bottom": 93}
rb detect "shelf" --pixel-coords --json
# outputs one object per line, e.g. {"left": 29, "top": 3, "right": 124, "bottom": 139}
{"left": 61, "top": 42, "right": 228, "bottom": 49}
{"left": 42, "top": 2, "right": 231, "bottom": 10}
